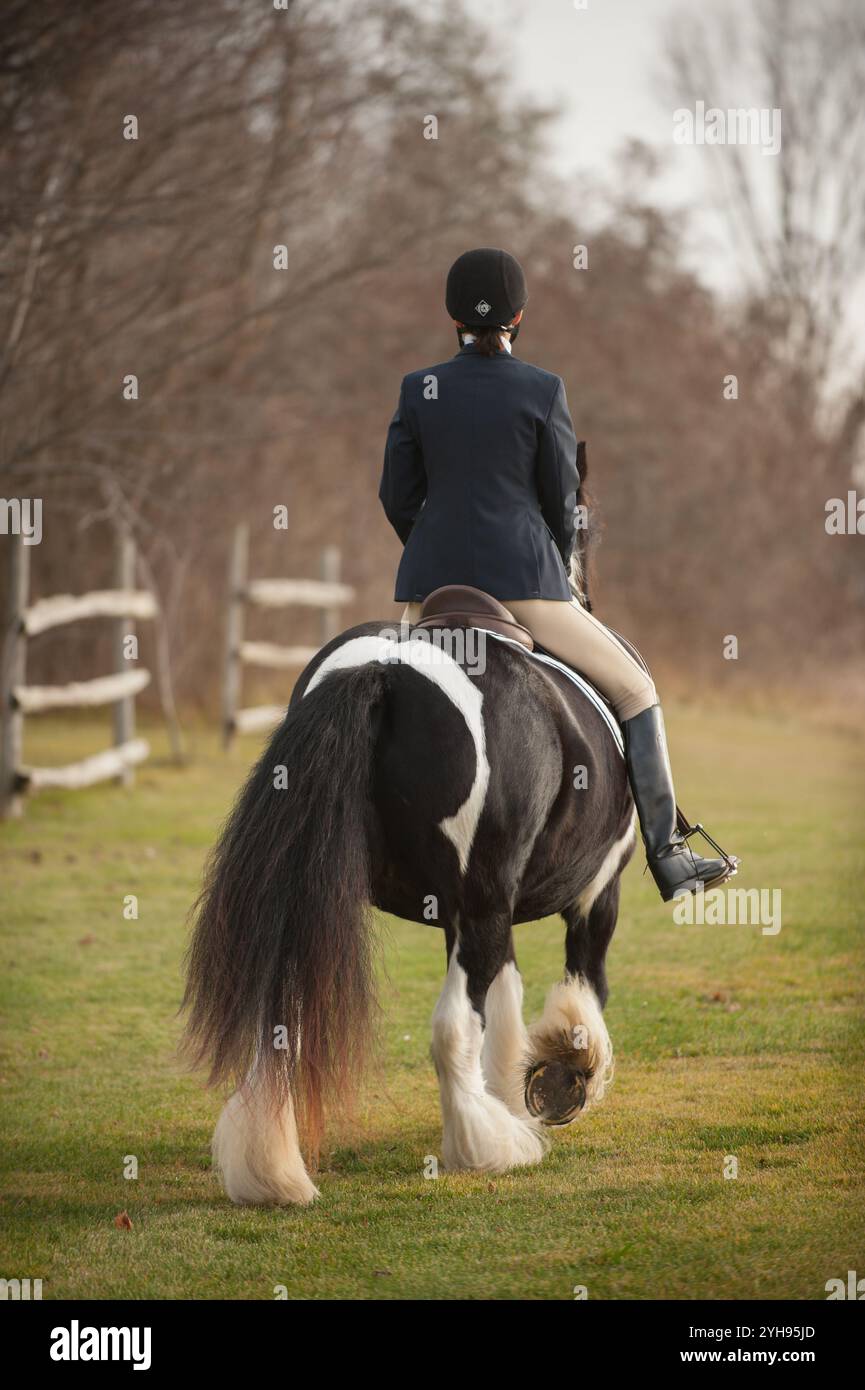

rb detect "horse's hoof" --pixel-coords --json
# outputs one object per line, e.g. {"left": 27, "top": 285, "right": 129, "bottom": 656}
{"left": 524, "top": 1060, "right": 587, "bottom": 1126}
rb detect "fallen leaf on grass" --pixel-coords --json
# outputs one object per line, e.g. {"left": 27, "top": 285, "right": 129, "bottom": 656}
{"left": 702, "top": 991, "right": 741, "bottom": 1011}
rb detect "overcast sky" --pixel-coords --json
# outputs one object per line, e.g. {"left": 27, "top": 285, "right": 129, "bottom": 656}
{"left": 460, "top": 0, "right": 761, "bottom": 293}
{"left": 447, "top": 0, "right": 863, "bottom": 448}
{"left": 469, "top": 0, "right": 685, "bottom": 176}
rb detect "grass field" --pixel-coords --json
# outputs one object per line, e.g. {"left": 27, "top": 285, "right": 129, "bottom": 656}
{"left": 1, "top": 705, "right": 863, "bottom": 1301}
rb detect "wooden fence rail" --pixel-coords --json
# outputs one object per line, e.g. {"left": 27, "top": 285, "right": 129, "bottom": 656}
{"left": 222, "top": 525, "right": 354, "bottom": 748}
{"left": 0, "top": 528, "right": 157, "bottom": 817}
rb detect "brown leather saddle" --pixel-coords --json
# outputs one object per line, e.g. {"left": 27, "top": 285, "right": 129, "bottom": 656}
{"left": 415, "top": 584, "right": 534, "bottom": 651}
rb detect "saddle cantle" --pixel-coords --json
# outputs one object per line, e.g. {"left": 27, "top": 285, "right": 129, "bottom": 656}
{"left": 416, "top": 584, "right": 534, "bottom": 651}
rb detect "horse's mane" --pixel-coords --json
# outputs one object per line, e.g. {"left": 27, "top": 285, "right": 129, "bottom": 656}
{"left": 569, "top": 440, "right": 595, "bottom": 611}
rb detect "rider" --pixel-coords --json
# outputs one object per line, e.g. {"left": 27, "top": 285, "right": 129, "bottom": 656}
{"left": 379, "top": 247, "right": 737, "bottom": 902}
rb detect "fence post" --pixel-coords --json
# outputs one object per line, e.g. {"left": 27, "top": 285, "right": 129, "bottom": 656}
{"left": 0, "top": 532, "right": 31, "bottom": 818}
{"left": 319, "top": 545, "right": 342, "bottom": 646}
{"left": 112, "top": 527, "right": 137, "bottom": 786}
{"left": 222, "top": 523, "right": 249, "bottom": 749}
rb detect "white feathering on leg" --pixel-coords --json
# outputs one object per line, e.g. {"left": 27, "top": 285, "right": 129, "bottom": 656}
{"left": 213, "top": 1083, "right": 319, "bottom": 1206}
{"left": 528, "top": 975, "right": 613, "bottom": 1111}
{"left": 432, "top": 953, "right": 547, "bottom": 1172}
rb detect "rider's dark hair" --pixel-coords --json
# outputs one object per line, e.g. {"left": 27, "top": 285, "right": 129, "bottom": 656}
{"left": 471, "top": 326, "right": 508, "bottom": 356}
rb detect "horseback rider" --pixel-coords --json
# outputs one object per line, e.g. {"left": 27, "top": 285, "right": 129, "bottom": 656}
{"left": 379, "top": 247, "right": 737, "bottom": 902}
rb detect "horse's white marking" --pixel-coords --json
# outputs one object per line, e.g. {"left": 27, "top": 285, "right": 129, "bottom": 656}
{"left": 481, "top": 961, "right": 533, "bottom": 1117}
{"left": 304, "top": 634, "right": 399, "bottom": 695}
{"left": 432, "top": 951, "right": 547, "bottom": 1172}
{"left": 528, "top": 974, "right": 613, "bottom": 1111}
{"left": 305, "top": 634, "right": 489, "bottom": 875}
{"left": 212, "top": 1082, "right": 318, "bottom": 1206}
{"left": 576, "top": 810, "right": 637, "bottom": 916}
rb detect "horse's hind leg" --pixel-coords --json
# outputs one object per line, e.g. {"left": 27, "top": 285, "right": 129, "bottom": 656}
{"left": 212, "top": 1079, "right": 319, "bottom": 1206}
{"left": 432, "top": 915, "right": 547, "bottom": 1174}
{"left": 524, "top": 878, "right": 621, "bottom": 1126}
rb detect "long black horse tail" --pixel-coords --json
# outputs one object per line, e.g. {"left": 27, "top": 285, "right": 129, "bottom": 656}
{"left": 182, "top": 662, "right": 387, "bottom": 1159}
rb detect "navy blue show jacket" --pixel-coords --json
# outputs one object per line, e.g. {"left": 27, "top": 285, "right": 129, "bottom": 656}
{"left": 379, "top": 343, "right": 580, "bottom": 603}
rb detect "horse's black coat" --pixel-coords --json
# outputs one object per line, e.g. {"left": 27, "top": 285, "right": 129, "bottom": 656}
{"left": 292, "top": 621, "right": 634, "bottom": 1016}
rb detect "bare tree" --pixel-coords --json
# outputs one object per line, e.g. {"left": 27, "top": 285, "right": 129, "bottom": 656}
{"left": 0, "top": 0, "right": 551, "bottom": 710}
{"left": 665, "top": 0, "right": 865, "bottom": 476}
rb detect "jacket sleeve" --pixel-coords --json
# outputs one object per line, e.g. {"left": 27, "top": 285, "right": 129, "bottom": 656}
{"left": 536, "top": 378, "right": 579, "bottom": 566}
{"left": 379, "top": 379, "right": 427, "bottom": 545}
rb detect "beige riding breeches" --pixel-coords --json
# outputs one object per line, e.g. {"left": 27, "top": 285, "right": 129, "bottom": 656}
{"left": 399, "top": 597, "right": 657, "bottom": 723}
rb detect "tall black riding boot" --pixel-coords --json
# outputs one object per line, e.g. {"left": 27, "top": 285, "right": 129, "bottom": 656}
{"left": 622, "top": 704, "right": 737, "bottom": 902}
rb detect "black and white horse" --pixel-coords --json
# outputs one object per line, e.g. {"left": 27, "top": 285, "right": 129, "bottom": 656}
{"left": 183, "top": 588, "right": 636, "bottom": 1204}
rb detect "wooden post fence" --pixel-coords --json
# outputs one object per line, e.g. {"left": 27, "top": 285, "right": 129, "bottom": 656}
{"left": 0, "top": 529, "right": 157, "bottom": 818}
{"left": 112, "top": 527, "right": 137, "bottom": 787}
{"left": 0, "top": 532, "right": 31, "bottom": 818}
{"left": 222, "top": 527, "right": 355, "bottom": 748}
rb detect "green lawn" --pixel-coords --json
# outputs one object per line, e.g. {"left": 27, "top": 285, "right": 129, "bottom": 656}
{"left": 1, "top": 705, "right": 863, "bottom": 1300}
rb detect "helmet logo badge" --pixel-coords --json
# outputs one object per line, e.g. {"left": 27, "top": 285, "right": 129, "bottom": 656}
{"left": 475, "top": 299, "right": 491, "bottom": 316}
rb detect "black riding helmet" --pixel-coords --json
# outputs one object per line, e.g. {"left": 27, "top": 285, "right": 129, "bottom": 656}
{"left": 445, "top": 248, "right": 528, "bottom": 342}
